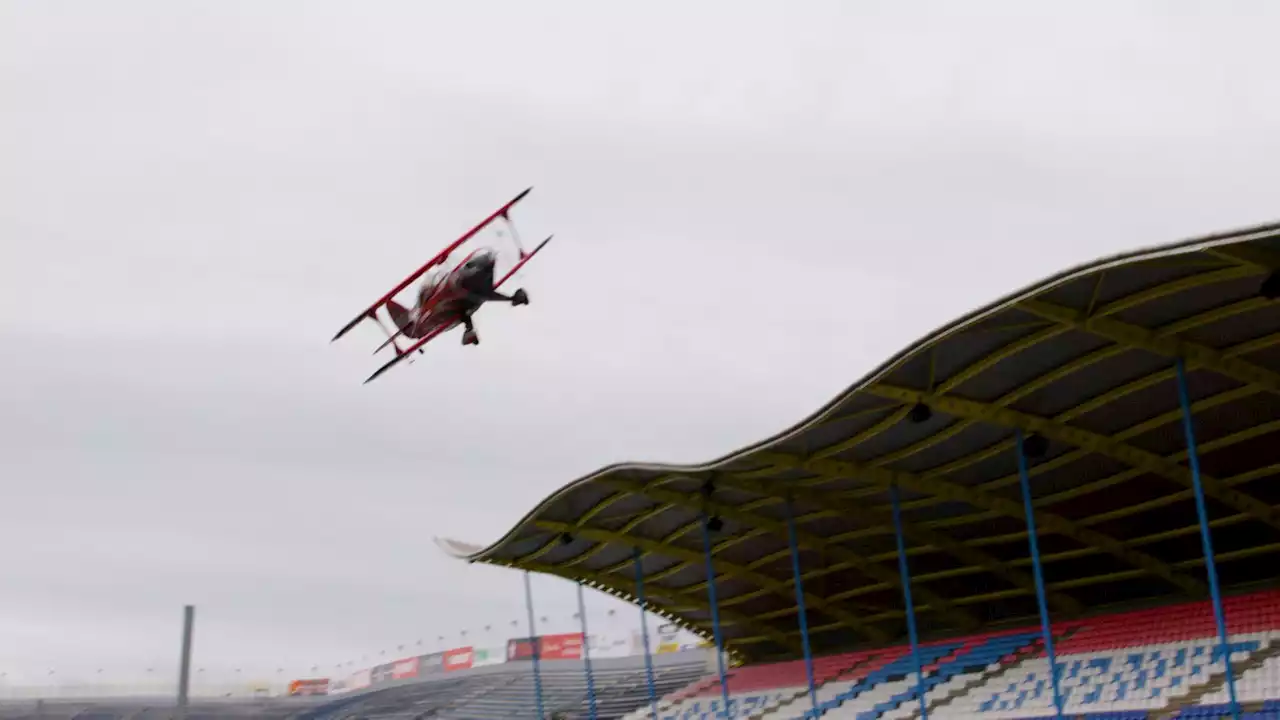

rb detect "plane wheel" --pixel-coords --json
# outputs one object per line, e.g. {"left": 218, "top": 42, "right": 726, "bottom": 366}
{"left": 512, "top": 289, "right": 529, "bottom": 306}
{"left": 462, "top": 330, "right": 479, "bottom": 346}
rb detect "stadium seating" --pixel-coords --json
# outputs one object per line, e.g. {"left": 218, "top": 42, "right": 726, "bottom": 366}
{"left": 634, "top": 650, "right": 880, "bottom": 719}
{"left": 938, "top": 590, "right": 1280, "bottom": 720}
{"left": 308, "top": 672, "right": 512, "bottom": 719}
{"left": 0, "top": 699, "right": 305, "bottom": 720}
{"left": 633, "top": 590, "right": 1280, "bottom": 719}
{"left": 297, "top": 654, "right": 710, "bottom": 720}
{"left": 628, "top": 629, "right": 1043, "bottom": 720}
{"left": 781, "top": 630, "right": 1044, "bottom": 719}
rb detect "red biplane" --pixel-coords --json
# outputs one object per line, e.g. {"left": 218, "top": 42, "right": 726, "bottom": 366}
{"left": 331, "top": 188, "right": 552, "bottom": 384}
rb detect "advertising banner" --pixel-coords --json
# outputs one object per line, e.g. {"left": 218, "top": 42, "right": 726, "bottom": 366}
{"left": 589, "top": 633, "right": 631, "bottom": 659}
{"left": 472, "top": 647, "right": 504, "bottom": 667}
{"left": 656, "top": 622, "right": 680, "bottom": 654}
{"left": 287, "top": 678, "right": 330, "bottom": 697}
{"left": 418, "top": 651, "right": 445, "bottom": 676}
{"left": 371, "top": 662, "right": 394, "bottom": 685}
{"left": 348, "top": 668, "right": 372, "bottom": 691}
{"left": 391, "top": 656, "right": 419, "bottom": 680}
{"left": 507, "top": 637, "right": 536, "bottom": 661}
{"left": 505, "top": 633, "right": 587, "bottom": 661}
{"left": 540, "top": 632, "right": 585, "bottom": 660}
{"left": 443, "top": 646, "right": 474, "bottom": 672}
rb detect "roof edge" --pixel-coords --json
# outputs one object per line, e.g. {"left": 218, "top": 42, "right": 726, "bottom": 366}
{"left": 439, "top": 219, "right": 1280, "bottom": 564}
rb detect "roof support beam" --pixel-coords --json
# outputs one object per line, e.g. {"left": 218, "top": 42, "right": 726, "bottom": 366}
{"left": 510, "top": 489, "right": 669, "bottom": 566}
{"left": 713, "top": 476, "right": 1083, "bottom": 617}
{"left": 577, "top": 502, "right": 892, "bottom": 617}
{"left": 508, "top": 559, "right": 802, "bottom": 656}
{"left": 818, "top": 266, "right": 1275, "bottom": 519}
{"left": 868, "top": 383, "right": 1280, "bottom": 535}
{"left": 1017, "top": 297, "right": 1280, "bottom": 395}
{"left": 755, "top": 451, "right": 1206, "bottom": 597}
{"left": 824, "top": 331, "right": 1280, "bottom": 532}
{"left": 607, "top": 479, "right": 983, "bottom": 631}
{"left": 533, "top": 520, "right": 892, "bottom": 644}
{"left": 1206, "top": 243, "right": 1280, "bottom": 271}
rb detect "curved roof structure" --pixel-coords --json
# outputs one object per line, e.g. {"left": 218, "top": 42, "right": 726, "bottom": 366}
{"left": 438, "top": 221, "right": 1280, "bottom": 663}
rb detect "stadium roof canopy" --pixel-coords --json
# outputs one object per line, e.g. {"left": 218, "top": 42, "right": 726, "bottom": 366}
{"left": 438, "top": 221, "right": 1280, "bottom": 663}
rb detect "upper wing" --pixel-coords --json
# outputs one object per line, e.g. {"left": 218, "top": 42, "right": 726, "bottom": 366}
{"left": 331, "top": 187, "right": 533, "bottom": 342}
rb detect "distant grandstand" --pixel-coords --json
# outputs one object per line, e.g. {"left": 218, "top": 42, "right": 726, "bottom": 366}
{"left": 297, "top": 651, "right": 711, "bottom": 720}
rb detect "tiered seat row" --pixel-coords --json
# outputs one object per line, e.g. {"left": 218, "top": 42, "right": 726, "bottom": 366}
{"left": 633, "top": 651, "right": 875, "bottom": 719}
{"left": 942, "top": 591, "right": 1280, "bottom": 719}
{"left": 644, "top": 591, "right": 1280, "bottom": 719}
{"left": 1174, "top": 698, "right": 1280, "bottom": 718}
{"left": 303, "top": 656, "right": 708, "bottom": 720}
{"left": 566, "top": 663, "right": 711, "bottom": 720}
{"left": 797, "top": 630, "right": 1043, "bottom": 720}
{"left": 1056, "top": 590, "right": 1280, "bottom": 655}
{"left": 946, "top": 637, "right": 1264, "bottom": 718}
{"left": 299, "top": 673, "right": 512, "bottom": 719}
{"left": 1199, "top": 653, "right": 1280, "bottom": 705}
{"left": 639, "top": 630, "right": 1045, "bottom": 720}
{"left": 435, "top": 662, "right": 706, "bottom": 720}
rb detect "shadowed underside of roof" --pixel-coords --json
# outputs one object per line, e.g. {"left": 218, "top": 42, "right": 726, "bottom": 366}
{"left": 437, "top": 220, "right": 1280, "bottom": 663}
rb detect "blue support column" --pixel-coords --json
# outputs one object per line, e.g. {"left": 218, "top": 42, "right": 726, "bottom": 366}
{"left": 784, "top": 497, "right": 818, "bottom": 712}
{"left": 633, "top": 548, "right": 661, "bottom": 719}
{"left": 890, "top": 484, "right": 929, "bottom": 720}
{"left": 576, "top": 581, "right": 599, "bottom": 720}
{"left": 701, "top": 513, "right": 733, "bottom": 719}
{"left": 1176, "top": 358, "right": 1240, "bottom": 720}
{"left": 523, "top": 571, "right": 547, "bottom": 720}
{"left": 1016, "top": 431, "right": 1064, "bottom": 720}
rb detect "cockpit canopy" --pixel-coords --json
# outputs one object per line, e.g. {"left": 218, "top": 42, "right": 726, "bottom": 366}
{"left": 460, "top": 247, "right": 498, "bottom": 273}
{"left": 418, "top": 268, "right": 446, "bottom": 304}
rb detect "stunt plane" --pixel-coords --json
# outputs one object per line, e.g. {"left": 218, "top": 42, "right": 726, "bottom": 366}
{"left": 331, "top": 188, "right": 552, "bottom": 384}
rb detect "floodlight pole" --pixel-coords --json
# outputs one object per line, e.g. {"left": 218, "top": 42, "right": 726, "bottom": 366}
{"left": 783, "top": 497, "right": 818, "bottom": 712}
{"left": 633, "top": 548, "right": 660, "bottom": 719}
{"left": 575, "top": 581, "right": 599, "bottom": 720}
{"left": 1016, "top": 431, "right": 1064, "bottom": 720}
{"left": 1175, "top": 359, "right": 1240, "bottom": 720}
{"left": 523, "top": 571, "right": 547, "bottom": 720}
{"left": 890, "top": 485, "right": 929, "bottom": 720}
{"left": 701, "top": 513, "right": 733, "bottom": 719}
{"left": 176, "top": 605, "right": 194, "bottom": 720}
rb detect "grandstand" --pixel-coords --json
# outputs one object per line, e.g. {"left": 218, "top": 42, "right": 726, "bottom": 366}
{"left": 0, "top": 696, "right": 314, "bottom": 720}
{"left": 428, "top": 221, "right": 1280, "bottom": 719}
{"left": 16, "top": 221, "right": 1280, "bottom": 720}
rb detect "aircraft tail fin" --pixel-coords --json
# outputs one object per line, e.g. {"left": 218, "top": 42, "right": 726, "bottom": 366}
{"left": 385, "top": 300, "right": 423, "bottom": 338}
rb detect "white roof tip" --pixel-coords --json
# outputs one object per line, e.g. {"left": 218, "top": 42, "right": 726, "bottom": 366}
{"left": 434, "top": 536, "right": 485, "bottom": 558}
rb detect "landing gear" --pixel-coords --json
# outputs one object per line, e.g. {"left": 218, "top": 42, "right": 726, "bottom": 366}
{"left": 462, "top": 329, "right": 479, "bottom": 346}
{"left": 511, "top": 288, "right": 529, "bottom": 306}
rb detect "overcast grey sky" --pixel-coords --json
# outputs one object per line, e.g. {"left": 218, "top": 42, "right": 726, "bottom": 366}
{"left": 3, "top": 0, "right": 1279, "bottom": 690}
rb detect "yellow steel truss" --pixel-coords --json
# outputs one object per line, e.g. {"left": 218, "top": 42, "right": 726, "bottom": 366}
{"left": 455, "top": 228, "right": 1280, "bottom": 661}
